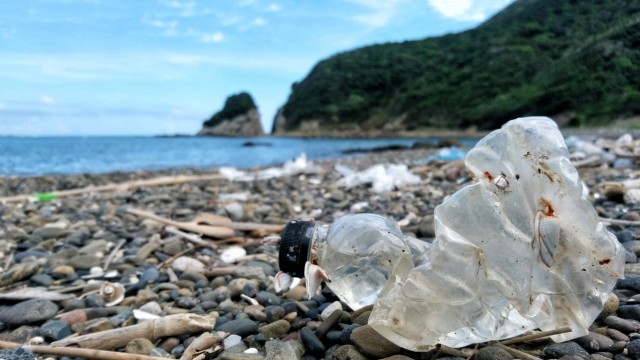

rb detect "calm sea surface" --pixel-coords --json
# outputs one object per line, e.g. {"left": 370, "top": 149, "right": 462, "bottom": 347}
{"left": 0, "top": 136, "right": 478, "bottom": 177}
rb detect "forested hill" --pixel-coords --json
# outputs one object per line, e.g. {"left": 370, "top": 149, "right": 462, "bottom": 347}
{"left": 273, "top": 0, "right": 640, "bottom": 135}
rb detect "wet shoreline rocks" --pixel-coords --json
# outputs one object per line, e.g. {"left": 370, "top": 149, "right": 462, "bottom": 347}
{"left": 0, "top": 137, "right": 639, "bottom": 359}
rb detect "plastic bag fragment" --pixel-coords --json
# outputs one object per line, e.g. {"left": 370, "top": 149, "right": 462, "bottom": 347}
{"left": 335, "top": 163, "right": 420, "bottom": 193}
{"left": 368, "top": 117, "right": 625, "bottom": 351}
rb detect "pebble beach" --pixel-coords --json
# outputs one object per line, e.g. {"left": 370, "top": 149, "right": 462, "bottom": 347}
{"left": 1, "top": 136, "right": 640, "bottom": 360}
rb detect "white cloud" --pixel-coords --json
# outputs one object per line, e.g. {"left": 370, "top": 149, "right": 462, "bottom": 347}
{"left": 41, "top": 95, "right": 56, "bottom": 105}
{"left": 254, "top": 17, "right": 267, "bottom": 26}
{"left": 201, "top": 31, "right": 224, "bottom": 43}
{"left": 428, "top": 0, "right": 513, "bottom": 22}
{"left": 0, "top": 102, "right": 5, "bottom": 109}
{"left": 346, "top": 0, "right": 403, "bottom": 27}
{"left": 142, "top": 17, "right": 178, "bottom": 36}
{"left": 267, "top": 3, "right": 281, "bottom": 12}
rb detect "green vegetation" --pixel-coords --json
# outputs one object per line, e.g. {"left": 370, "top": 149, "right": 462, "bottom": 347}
{"left": 204, "top": 92, "right": 257, "bottom": 128}
{"left": 276, "top": 0, "right": 640, "bottom": 132}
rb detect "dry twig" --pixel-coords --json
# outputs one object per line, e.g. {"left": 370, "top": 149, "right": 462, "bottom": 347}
{"left": 0, "top": 340, "right": 166, "bottom": 360}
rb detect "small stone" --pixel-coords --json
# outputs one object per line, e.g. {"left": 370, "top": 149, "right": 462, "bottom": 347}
{"left": 0, "top": 348, "right": 36, "bottom": 360}
{"left": 38, "top": 319, "right": 72, "bottom": 341}
{"left": 629, "top": 339, "right": 640, "bottom": 359}
{"left": 315, "top": 309, "right": 342, "bottom": 339}
{"left": 350, "top": 324, "right": 401, "bottom": 358}
{"left": 300, "top": 326, "right": 325, "bottom": 356}
{"left": 171, "top": 256, "right": 205, "bottom": 273}
{"left": 67, "top": 255, "right": 101, "bottom": 270}
{"left": 264, "top": 339, "right": 304, "bottom": 360}
{"left": 576, "top": 331, "right": 614, "bottom": 352}
{"left": 606, "top": 327, "right": 629, "bottom": 341}
{"left": 258, "top": 320, "right": 291, "bottom": 339}
{"left": 149, "top": 348, "right": 172, "bottom": 358}
{"left": 333, "top": 344, "right": 367, "bottom": 360}
{"left": 352, "top": 311, "right": 370, "bottom": 326}
{"left": 52, "top": 265, "right": 75, "bottom": 276}
{"left": 224, "top": 334, "right": 245, "bottom": 349}
{"left": 32, "top": 227, "right": 66, "bottom": 239}
{"left": 341, "top": 323, "right": 361, "bottom": 344}
{"left": 0, "top": 299, "right": 59, "bottom": 325}
{"left": 285, "top": 286, "right": 307, "bottom": 301}
{"left": 138, "top": 301, "right": 163, "bottom": 315}
{"left": 320, "top": 301, "right": 342, "bottom": 320}
{"left": 256, "top": 291, "right": 281, "bottom": 306}
{"left": 599, "top": 294, "right": 619, "bottom": 319}
{"left": 543, "top": 342, "right": 589, "bottom": 359}
{"left": 175, "top": 297, "right": 197, "bottom": 309}
{"left": 30, "top": 274, "right": 54, "bottom": 287}
{"left": 224, "top": 202, "right": 244, "bottom": 221}
{"left": 126, "top": 338, "right": 155, "bottom": 355}
{"left": 605, "top": 315, "right": 640, "bottom": 333}
{"left": 330, "top": 190, "right": 345, "bottom": 202}
{"left": 244, "top": 305, "right": 267, "bottom": 322}
{"left": 216, "top": 318, "right": 259, "bottom": 337}
{"left": 618, "top": 305, "right": 640, "bottom": 321}
{"left": 473, "top": 346, "right": 514, "bottom": 359}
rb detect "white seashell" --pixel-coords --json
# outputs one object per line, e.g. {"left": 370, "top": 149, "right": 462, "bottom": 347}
{"left": 220, "top": 246, "right": 247, "bottom": 264}
{"left": 535, "top": 211, "right": 560, "bottom": 267}
{"left": 100, "top": 281, "right": 125, "bottom": 306}
{"left": 290, "top": 277, "right": 302, "bottom": 289}
{"left": 243, "top": 348, "right": 259, "bottom": 354}
{"left": 274, "top": 271, "right": 293, "bottom": 292}
{"left": 133, "top": 309, "right": 161, "bottom": 320}
{"left": 304, "top": 261, "right": 331, "bottom": 300}
{"left": 81, "top": 266, "right": 105, "bottom": 279}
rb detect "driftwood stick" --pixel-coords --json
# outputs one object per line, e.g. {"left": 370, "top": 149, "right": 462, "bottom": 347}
{"left": 0, "top": 174, "right": 225, "bottom": 204}
{"left": 164, "top": 226, "right": 212, "bottom": 247}
{"left": 156, "top": 245, "right": 199, "bottom": 270}
{"left": 127, "top": 208, "right": 235, "bottom": 239}
{"left": 51, "top": 313, "right": 216, "bottom": 350}
{"left": 179, "top": 332, "right": 225, "bottom": 360}
{"left": 104, "top": 239, "right": 127, "bottom": 271}
{"left": 435, "top": 344, "right": 474, "bottom": 358}
{"left": 0, "top": 341, "right": 166, "bottom": 360}
{"left": 498, "top": 326, "right": 572, "bottom": 345}
{"left": 493, "top": 343, "right": 542, "bottom": 360}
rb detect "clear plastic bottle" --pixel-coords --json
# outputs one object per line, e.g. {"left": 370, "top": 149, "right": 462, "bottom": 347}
{"left": 277, "top": 117, "right": 625, "bottom": 352}
{"left": 278, "top": 213, "right": 430, "bottom": 310}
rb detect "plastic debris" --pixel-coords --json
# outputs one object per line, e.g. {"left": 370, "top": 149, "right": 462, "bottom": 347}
{"left": 423, "top": 145, "right": 467, "bottom": 163}
{"left": 277, "top": 116, "right": 625, "bottom": 352}
{"left": 220, "top": 153, "right": 321, "bottom": 181}
{"left": 369, "top": 117, "right": 625, "bottom": 350}
{"left": 335, "top": 163, "right": 421, "bottom": 193}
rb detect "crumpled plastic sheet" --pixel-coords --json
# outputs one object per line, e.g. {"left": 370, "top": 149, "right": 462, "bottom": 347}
{"left": 368, "top": 117, "right": 625, "bottom": 351}
{"left": 423, "top": 146, "right": 467, "bottom": 163}
{"left": 220, "top": 153, "right": 321, "bottom": 181}
{"left": 335, "top": 163, "right": 421, "bottom": 193}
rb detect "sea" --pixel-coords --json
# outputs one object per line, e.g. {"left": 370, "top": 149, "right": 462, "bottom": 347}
{"left": 0, "top": 136, "right": 478, "bottom": 177}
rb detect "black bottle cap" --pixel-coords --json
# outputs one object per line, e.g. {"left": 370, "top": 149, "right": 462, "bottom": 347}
{"left": 279, "top": 220, "right": 314, "bottom": 277}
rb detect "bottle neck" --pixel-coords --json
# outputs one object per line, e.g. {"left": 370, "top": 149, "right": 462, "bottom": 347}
{"left": 309, "top": 223, "right": 329, "bottom": 263}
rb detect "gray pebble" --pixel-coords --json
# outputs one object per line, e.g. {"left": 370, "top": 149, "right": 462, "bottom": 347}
{"left": 32, "top": 227, "right": 66, "bottom": 240}
{"left": 264, "top": 339, "right": 304, "bottom": 360}
{"left": 264, "top": 306, "right": 285, "bottom": 323}
{"left": 0, "top": 348, "right": 36, "bottom": 360}
{"left": 300, "top": 326, "right": 325, "bottom": 356}
{"left": 256, "top": 291, "right": 281, "bottom": 306}
{"left": 149, "top": 348, "right": 172, "bottom": 358}
{"left": 333, "top": 344, "right": 367, "bottom": 360}
{"left": 474, "top": 345, "right": 514, "bottom": 360}
{"left": 216, "top": 318, "right": 259, "bottom": 337}
{"left": 350, "top": 324, "right": 401, "bottom": 358}
{"left": 126, "top": 338, "right": 155, "bottom": 355}
{"left": 175, "top": 297, "right": 197, "bottom": 309}
{"left": 628, "top": 338, "right": 640, "bottom": 359}
{"left": 67, "top": 255, "right": 101, "bottom": 269}
{"left": 38, "top": 319, "right": 72, "bottom": 341}
{"left": 258, "top": 319, "right": 290, "bottom": 338}
{"left": 605, "top": 315, "right": 640, "bottom": 333}
{"left": 0, "top": 299, "right": 59, "bottom": 325}
{"left": 30, "top": 273, "right": 54, "bottom": 287}
{"left": 341, "top": 323, "right": 360, "bottom": 344}
{"left": 619, "top": 305, "right": 640, "bottom": 321}
{"left": 543, "top": 342, "right": 589, "bottom": 359}
{"left": 224, "top": 202, "right": 244, "bottom": 221}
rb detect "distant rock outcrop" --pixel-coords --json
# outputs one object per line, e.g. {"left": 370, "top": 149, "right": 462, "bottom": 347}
{"left": 198, "top": 92, "right": 264, "bottom": 137}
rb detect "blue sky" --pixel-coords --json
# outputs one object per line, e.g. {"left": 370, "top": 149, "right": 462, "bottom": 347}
{"left": 0, "top": 0, "right": 514, "bottom": 136}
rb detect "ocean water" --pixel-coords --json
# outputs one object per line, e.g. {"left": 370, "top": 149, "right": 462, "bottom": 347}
{"left": 0, "top": 136, "right": 477, "bottom": 177}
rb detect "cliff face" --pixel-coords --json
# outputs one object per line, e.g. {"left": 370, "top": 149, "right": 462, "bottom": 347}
{"left": 198, "top": 92, "right": 264, "bottom": 137}
{"left": 197, "top": 108, "right": 263, "bottom": 137}
{"left": 273, "top": 0, "right": 640, "bottom": 135}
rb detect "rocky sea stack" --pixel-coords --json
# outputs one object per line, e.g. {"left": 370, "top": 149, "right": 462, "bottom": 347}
{"left": 198, "top": 92, "right": 264, "bottom": 137}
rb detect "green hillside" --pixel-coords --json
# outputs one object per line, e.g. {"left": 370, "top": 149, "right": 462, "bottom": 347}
{"left": 274, "top": 0, "right": 640, "bottom": 134}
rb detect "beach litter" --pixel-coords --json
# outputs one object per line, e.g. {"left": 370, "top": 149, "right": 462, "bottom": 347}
{"left": 220, "top": 153, "right": 321, "bottom": 181}
{"left": 335, "top": 163, "right": 421, "bottom": 193}
{"left": 278, "top": 117, "right": 625, "bottom": 351}
{"left": 422, "top": 145, "right": 467, "bottom": 163}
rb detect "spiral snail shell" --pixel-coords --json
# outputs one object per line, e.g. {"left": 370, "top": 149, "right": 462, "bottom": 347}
{"left": 100, "top": 282, "right": 125, "bottom": 306}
